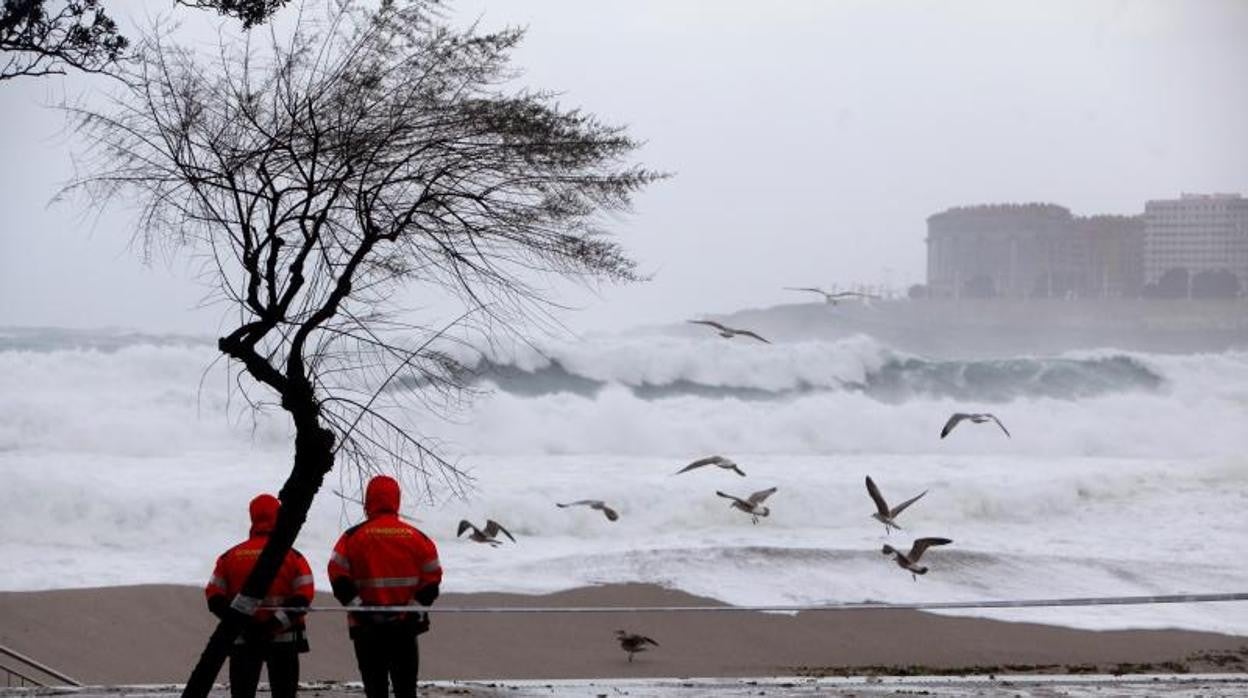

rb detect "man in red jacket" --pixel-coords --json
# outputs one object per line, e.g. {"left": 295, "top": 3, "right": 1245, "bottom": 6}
{"left": 206, "top": 494, "right": 315, "bottom": 698}
{"left": 329, "top": 475, "right": 442, "bottom": 698}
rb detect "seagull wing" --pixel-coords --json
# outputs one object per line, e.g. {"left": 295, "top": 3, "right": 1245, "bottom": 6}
{"left": 785, "top": 287, "right": 827, "bottom": 295}
{"left": 747, "top": 486, "right": 778, "bottom": 505}
{"left": 456, "top": 520, "right": 477, "bottom": 538}
{"left": 557, "top": 500, "right": 595, "bottom": 509}
{"left": 988, "top": 414, "right": 1011, "bottom": 437}
{"left": 908, "top": 537, "right": 952, "bottom": 562}
{"left": 484, "top": 519, "right": 516, "bottom": 542}
{"left": 716, "top": 490, "right": 747, "bottom": 506}
{"left": 642, "top": 636, "right": 660, "bottom": 646}
{"left": 831, "top": 291, "right": 881, "bottom": 300}
{"left": 688, "top": 320, "right": 728, "bottom": 332}
{"left": 729, "top": 464, "right": 747, "bottom": 477}
{"left": 940, "top": 413, "right": 970, "bottom": 439}
{"left": 735, "top": 329, "right": 772, "bottom": 344}
{"left": 678, "top": 455, "right": 722, "bottom": 473}
{"left": 865, "top": 476, "right": 891, "bottom": 517}
{"left": 600, "top": 505, "right": 619, "bottom": 521}
{"left": 889, "top": 490, "right": 928, "bottom": 519}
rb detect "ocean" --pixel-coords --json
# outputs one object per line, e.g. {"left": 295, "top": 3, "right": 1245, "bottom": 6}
{"left": 1, "top": 324, "right": 1246, "bottom": 634}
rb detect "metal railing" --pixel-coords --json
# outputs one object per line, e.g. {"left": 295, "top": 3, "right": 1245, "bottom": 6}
{"left": 0, "top": 643, "right": 81, "bottom": 688}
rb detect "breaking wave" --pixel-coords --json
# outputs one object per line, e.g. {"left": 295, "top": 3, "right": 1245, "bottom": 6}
{"left": 3, "top": 326, "right": 1248, "bottom": 635}
{"left": 469, "top": 339, "right": 1164, "bottom": 403}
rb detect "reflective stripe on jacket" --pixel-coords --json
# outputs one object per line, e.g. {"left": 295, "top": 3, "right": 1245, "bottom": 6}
{"left": 205, "top": 535, "right": 315, "bottom": 639}
{"left": 328, "top": 513, "right": 441, "bottom": 623}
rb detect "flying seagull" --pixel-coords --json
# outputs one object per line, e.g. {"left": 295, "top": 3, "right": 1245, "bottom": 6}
{"left": 784, "top": 287, "right": 880, "bottom": 304}
{"left": 556, "top": 499, "right": 619, "bottom": 522}
{"left": 676, "top": 455, "right": 746, "bottom": 477}
{"left": 687, "top": 319, "right": 771, "bottom": 344}
{"left": 940, "top": 412, "right": 1011, "bottom": 439}
{"left": 716, "top": 486, "right": 778, "bottom": 524}
{"left": 615, "top": 630, "right": 659, "bottom": 662}
{"left": 882, "top": 537, "right": 953, "bottom": 581}
{"left": 865, "top": 476, "right": 927, "bottom": 534}
{"left": 457, "top": 519, "right": 516, "bottom": 546}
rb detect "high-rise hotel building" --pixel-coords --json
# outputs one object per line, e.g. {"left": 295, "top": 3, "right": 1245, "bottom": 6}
{"left": 925, "top": 204, "right": 1144, "bottom": 299}
{"left": 1143, "top": 193, "right": 1248, "bottom": 285}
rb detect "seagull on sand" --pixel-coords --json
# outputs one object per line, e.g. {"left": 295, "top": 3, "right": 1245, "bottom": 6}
{"left": 676, "top": 455, "right": 746, "bottom": 477}
{"left": 556, "top": 499, "right": 619, "bottom": 521}
{"left": 716, "top": 486, "right": 778, "bottom": 524}
{"left": 881, "top": 537, "right": 953, "bottom": 581}
{"left": 687, "top": 319, "right": 771, "bottom": 344}
{"left": 940, "top": 412, "right": 1011, "bottom": 439}
{"left": 784, "top": 287, "right": 879, "bottom": 304}
{"left": 615, "top": 630, "right": 659, "bottom": 662}
{"left": 865, "top": 476, "right": 927, "bottom": 534}
{"left": 457, "top": 519, "right": 516, "bottom": 546}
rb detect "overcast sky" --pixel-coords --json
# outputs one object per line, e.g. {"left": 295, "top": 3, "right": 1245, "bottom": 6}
{"left": 1, "top": 0, "right": 1245, "bottom": 335}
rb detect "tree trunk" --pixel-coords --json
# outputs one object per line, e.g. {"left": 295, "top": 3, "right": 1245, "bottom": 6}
{"left": 181, "top": 404, "right": 334, "bottom": 698}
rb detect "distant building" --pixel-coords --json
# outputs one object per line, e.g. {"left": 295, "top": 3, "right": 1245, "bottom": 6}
{"left": 1078, "top": 215, "right": 1147, "bottom": 299}
{"left": 925, "top": 204, "right": 1144, "bottom": 299}
{"left": 1144, "top": 194, "right": 1248, "bottom": 292}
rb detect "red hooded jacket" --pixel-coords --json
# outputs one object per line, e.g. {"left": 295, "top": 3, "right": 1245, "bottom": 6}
{"left": 328, "top": 476, "right": 441, "bottom": 629}
{"left": 205, "top": 494, "right": 315, "bottom": 646}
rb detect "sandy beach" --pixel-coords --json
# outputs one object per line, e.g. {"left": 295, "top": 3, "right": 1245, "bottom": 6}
{"left": 2, "top": 584, "right": 1246, "bottom": 686}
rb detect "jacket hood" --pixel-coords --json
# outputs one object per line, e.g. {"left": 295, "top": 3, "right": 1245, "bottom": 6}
{"left": 249, "top": 494, "right": 280, "bottom": 536}
{"left": 365, "top": 476, "right": 400, "bottom": 518}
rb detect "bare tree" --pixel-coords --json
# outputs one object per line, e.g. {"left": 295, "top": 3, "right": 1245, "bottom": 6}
{"left": 63, "top": 1, "right": 661, "bottom": 695}
{"left": 1, "top": 0, "right": 126, "bottom": 79}
{"left": 1, "top": 0, "right": 290, "bottom": 80}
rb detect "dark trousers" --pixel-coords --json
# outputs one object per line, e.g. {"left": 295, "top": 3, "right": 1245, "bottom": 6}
{"left": 229, "top": 642, "right": 300, "bottom": 698}
{"left": 351, "top": 623, "right": 421, "bottom": 698}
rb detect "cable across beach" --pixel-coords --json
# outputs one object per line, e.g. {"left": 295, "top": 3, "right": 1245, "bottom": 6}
{"left": 265, "top": 591, "right": 1248, "bottom": 615}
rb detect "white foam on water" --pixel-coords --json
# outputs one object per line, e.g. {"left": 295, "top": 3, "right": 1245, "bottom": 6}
{"left": 1, "top": 329, "right": 1246, "bottom": 635}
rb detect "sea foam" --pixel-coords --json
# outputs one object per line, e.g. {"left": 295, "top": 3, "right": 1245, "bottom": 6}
{"left": 1, "top": 328, "right": 1246, "bottom": 634}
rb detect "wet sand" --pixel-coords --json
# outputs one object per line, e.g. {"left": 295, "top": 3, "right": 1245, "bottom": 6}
{"left": 1, "top": 584, "right": 1245, "bottom": 686}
